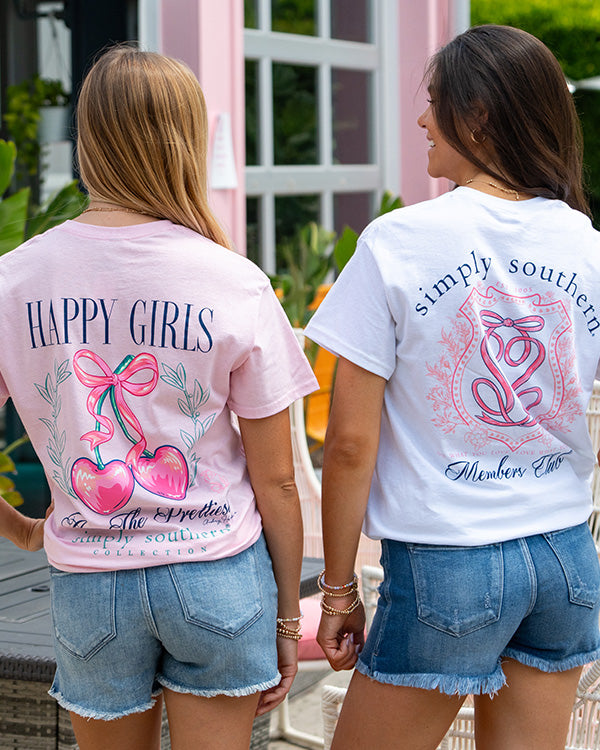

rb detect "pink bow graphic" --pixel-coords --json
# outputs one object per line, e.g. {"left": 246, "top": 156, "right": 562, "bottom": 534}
{"left": 73, "top": 350, "right": 159, "bottom": 450}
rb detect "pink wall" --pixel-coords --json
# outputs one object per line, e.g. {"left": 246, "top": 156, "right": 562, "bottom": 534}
{"left": 160, "top": 1, "right": 458, "bottom": 251}
{"left": 161, "top": 0, "right": 246, "bottom": 253}
{"left": 397, "top": 0, "right": 455, "bottom": 205}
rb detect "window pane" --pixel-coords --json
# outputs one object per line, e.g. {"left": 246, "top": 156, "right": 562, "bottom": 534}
{"left": 246, "top": 197, "right": 261, "bottom": 265}
{"left": 331, "top": 0, "right": 371, "bottom": 43}
{"left": 245, "top": 60, "right": 259, "bottom": 166}
{"left": 244, "top": 0, "right": 258, "bottom": 28}
{"left": 275, "top": 194, "right": 320, "bottom": 272}
{"left": 272, "top": 0, "right": 316, "bottom": 36}
{"left": 334, "top": 192, "right": 373, "bottom": 236}
{"left": 273, "top": 64, "right": 318, "bottom": 165}
{"left": 332, "top": 68, "right": 372, "bottom": 164}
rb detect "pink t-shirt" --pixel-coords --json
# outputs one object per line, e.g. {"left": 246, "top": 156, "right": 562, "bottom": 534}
{"left": 0, "top": 220, "right": 317, "bottom": 571}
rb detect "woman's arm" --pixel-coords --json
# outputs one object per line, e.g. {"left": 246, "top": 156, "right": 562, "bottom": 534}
{"left": 238, "top": 408, "right": 303, "bottom": 715}
{"left": 317, "top": 357, "right": 386, "bottom": 670}
{"left": 0, "top": 499, "right": 46, "bottom": 551}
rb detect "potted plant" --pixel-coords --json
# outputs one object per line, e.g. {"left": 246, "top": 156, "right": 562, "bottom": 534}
{"left": 3, "top": 75, "right": 71, "bottom": 188}
{"left": 37, "top": 78, "right": 71, "bottom": 145}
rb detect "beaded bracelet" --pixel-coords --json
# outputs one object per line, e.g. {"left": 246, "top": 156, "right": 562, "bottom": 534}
{"left": 320, "top": 592, "right": 361, "bottom": 617}
{"left": 318, "top": 570, "right": 358, "bottom": 594}
{"left": 276, "top": 623, "right": 303, "bottom": 640}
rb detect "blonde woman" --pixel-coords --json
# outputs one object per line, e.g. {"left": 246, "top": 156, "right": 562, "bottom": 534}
{"left": 0, "top": 45, "right": 317, "bottom": 749}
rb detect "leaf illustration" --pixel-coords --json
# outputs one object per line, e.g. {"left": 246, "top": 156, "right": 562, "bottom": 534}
{"left": 176, "top": 363, "right": 186, "bottom": 389}
{"left": 160, "top": 362, "right": 185, "bottom": 390}
{"left": 201, "top": 413, "right": 216, "bottom": 435}
{"left": 47, "top": 446, "right": 60, "bottom": 466}
{"left": 39, "top": 417, "right": 54, "bottom": 431}
{"left": 56, "top": 360, "right": 72, "bottom": 385}
{"left": 35, "top": 383, "right": 52, "bottom": 403}
{"left": 180, "top": 430, "right": 194, "bottom": 449}
{"left": 177, "top": 398, "right": 192, "bottom": 418}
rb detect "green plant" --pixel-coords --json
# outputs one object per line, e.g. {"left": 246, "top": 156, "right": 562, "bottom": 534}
{"left": 3, "top": 76, "right": 70, "bottom": 186}
{"left": 0, "top": 139, "right": 87, "bottom": 256}
{"left": 0, "top": 435, "right": 31, "bottom": 507}
{"left": 271, "top": 222, "right": 336, "bottom": 328}
{"left": 333, "top": 190, "right": 403, "bottom": 271}
{"left": 270, "top": 190, "right": 403, "bottom": 330}
{"left": 470, "top": 0, "right": 600, "bottom": 225}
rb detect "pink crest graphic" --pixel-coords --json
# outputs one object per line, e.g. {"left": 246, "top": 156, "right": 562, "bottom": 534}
{"left": 428, "top": 287, "right": 579, "bottom": 451}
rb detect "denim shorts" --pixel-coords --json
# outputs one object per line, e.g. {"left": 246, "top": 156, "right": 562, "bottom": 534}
{"left": 48, "top": 534, "right": 279, "bottom": 719}
{"left": 357, "top": 523, "right": 600, "bottom": 696}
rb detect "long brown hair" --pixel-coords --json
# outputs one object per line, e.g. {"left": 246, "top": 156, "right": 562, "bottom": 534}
{"left": 426, "top": 25, "right": 590, "bottom": 216}
{"left": 77, "top": 45, "right": 232, "bottom": 247}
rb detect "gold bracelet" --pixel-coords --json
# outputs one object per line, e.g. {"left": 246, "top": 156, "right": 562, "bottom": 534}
{"left": 318, "top": 570, "right": 358, "bottom": 595}
{"left": 276, "top": 624, "right": 303, "bottom": 640}
{"left": 276, "top": 613, "right": 304, "bottom": 624}
{"left": 320, "top": 592, "right": 361, "bottom": 617}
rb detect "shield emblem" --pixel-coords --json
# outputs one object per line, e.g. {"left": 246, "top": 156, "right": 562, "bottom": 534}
{"left": 452, "top": 287, "right": 572, "bottom": 451}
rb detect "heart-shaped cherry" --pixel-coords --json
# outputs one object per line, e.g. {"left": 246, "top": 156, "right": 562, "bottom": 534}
{"left": 128, "top": 445, "right": 188, "bottom": 500}
{"left": 71, "top": 458, "right": 135, "bottom": 515}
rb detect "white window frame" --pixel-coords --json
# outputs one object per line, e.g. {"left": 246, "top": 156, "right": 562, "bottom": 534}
{"left": 244, "top": 0, "right": 399, "bottom": 273}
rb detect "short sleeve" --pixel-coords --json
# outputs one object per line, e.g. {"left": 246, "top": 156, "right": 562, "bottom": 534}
{"left": 304, "top": 240, "right": 396, "bottom": 379}
{"left": 228, "top": 284, "right": 318, "bottom": 418}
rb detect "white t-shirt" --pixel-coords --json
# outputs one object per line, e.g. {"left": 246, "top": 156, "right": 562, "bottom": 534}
{"left": 305, "top": 187, "right": 600, "bottom": 545}
{"left": 0, "top": 219, "right": 317, "bottom": 571}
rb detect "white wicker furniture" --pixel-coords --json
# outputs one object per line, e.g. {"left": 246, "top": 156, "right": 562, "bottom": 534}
{"left": 586, "top": 381, "right": 600, "bottom": 549}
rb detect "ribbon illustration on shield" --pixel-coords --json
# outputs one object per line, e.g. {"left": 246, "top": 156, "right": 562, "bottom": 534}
{"left": 471, "top": 311, "right": 546, "bottom": 428}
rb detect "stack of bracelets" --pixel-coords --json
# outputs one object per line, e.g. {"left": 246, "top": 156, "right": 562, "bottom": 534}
{"left": 276, "top": 613, "right": 303, "bottom": 640}
{"left": 318, "top": 570, "right": 361, "bottom": 616}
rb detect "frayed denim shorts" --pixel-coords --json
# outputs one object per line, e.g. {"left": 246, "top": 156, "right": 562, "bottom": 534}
{"left": 48, "top": 533, "right": 279, "bottom": 720}
{"left": 357, "top": 523, "right": 600, "bottom": 696}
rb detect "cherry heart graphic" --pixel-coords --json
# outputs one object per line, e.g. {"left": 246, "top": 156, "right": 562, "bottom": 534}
{"left": 128, "top": 445, "right": 188, "bottom": 500}
{"left": 71, "top": 458, "right": 135, "bottom": 515}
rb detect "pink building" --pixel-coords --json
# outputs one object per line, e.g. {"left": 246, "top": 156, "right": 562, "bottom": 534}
{"left": 4, "top": 0, "right": 468, "bottom": 269}
{"left": 157, "top": 0, "right": 468, "bottom": 267}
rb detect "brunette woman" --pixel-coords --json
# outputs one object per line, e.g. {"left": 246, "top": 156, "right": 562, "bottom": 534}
{"left": 306, "top": 25, "right": 600, "bottom": 750}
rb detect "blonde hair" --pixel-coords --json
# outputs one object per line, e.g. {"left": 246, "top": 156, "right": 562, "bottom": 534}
{"left": 76, "top": 45, "right": 231, "bottom": 248}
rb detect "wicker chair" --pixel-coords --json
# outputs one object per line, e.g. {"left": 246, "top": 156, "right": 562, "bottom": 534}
{"left": 586, "top": 380, "right": 600, "bottom": 549}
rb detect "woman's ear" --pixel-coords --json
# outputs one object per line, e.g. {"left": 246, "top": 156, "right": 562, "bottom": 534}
{"left": 470, "top": 101, "right": 489, "bottom": 131}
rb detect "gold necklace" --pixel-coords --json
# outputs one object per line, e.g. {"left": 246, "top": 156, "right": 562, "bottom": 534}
{"left": 465, "top": 178, "right": 520, "bottom": 201}
{"left": 81, "top": 205, "right": 146, "bottom": 215}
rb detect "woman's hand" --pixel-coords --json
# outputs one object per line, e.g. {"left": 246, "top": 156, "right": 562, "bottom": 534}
{"left": 317, "top": 595, "right": 366, "bottom": 671}
{"left": 0, "top": 498, "right": 52, "bottom": 551}
{"left": 20, "top": 499, "right": 54, "bottom": 551}
{"left": 255, "top": 636, "right": 298, "bottom": 715}
{"left": 23, "top": 517, "right": 45, "bottom": 551}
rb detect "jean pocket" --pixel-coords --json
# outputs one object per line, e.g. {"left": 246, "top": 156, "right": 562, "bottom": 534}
{"left": 168, "top": 542, "right": 264, "bottom": 638}
{"left": 407, "top": 543, "right": 503, "bottom": 637}
{"left": 544, "top": 524, "right": 600, "bottom": 608}
{"left": 49, "top": 567, "right": 117, "bottom": 660}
